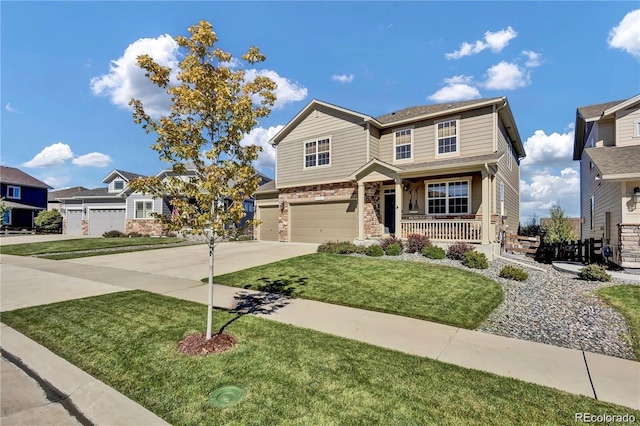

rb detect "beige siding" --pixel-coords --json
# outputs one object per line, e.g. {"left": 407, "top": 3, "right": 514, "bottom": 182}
{"left": 616, "top": 107, "right": 640, "bottom": 147}
{"left": 494, "top": 122, "right": 520, "bottom": 232}
{"left": 377, "top": 106, "right": 495, "bottom": 165}
{"left": 369, "top": 127, "right": 380, "bottom": 159}
{"left": 276, "top": 107, "right": 367, "bottom": 187}
{"left": 598, "top": 120, "right": 615, "bottom": 146}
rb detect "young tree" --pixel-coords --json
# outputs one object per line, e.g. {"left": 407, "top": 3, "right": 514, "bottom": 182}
{"left": 128, "top": 21, "right": 276, "bottom": 340}
{"left": 542, "top": 203, "right": 577, "bottom": 244}
{"left": 0, "top": 198, "right": 9, "bottom": 224}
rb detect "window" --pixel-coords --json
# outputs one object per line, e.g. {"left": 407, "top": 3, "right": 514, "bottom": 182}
{"left": 304, "top": 138, "right": 330, "bottom": 168}
{"left": 114, "top": 180, "right": 124, "bottom": 190}
{"left": 394, "top": 129, "right": 412, "bottom": 161}
{"left": 635, "top": 122, "right": 640, "bottom": 137}
{"left": 2, "top": 210, "right": 11, "bottom": 225}
{"left": 244, "top": 200, "right": 254, "bottom": 213}
{"left": 427, "top": 180, "right": 469, "bottom": 214}
{"left": 437, "top": 119, "right": 458, "bottom": 154}
{"left": 6, "top": 185, "right": 20, "bottom": 199}
{"left": 590, "top": 196, "right": 595, "bottom": 230}
{"left": 135, "top": 200, "right": 154, "bottom": 218}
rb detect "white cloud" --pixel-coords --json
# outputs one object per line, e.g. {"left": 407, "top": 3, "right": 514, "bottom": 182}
{"left": 608, "top": 9, "right": 640, "bottom": 58}
{"left": 521, "top": 50, "right": 542, "bottom": 68}
{"left": 332, "top": 74, "right": 354, "bottom": 83}
{"left": 240, "top": 125, "right": 284, "bottom": 172}
{"left": 245, "top": 69, "right": 307, "bottom": 109}
{"left": 23, "top": 143, "right": 74, "bottom": 168}
{"left": 43, "top": 176, "right": 71, "bottom": 189}
{"left": 520, "top": 167, "right": 580, "bottom": 220}
{"left": 520, "top": 129, "right": 574, "bottom": 167}
{"left": 483, "top": 61, "right": 529, "bottom": 90}
{"left": 72, "top": 153, "right": 112, "bottom": 168}
{"left": 446, "top": 26, "right": 517, "bottom": 59}
{"left": 5, "top": 103, "right": 17, "bottom": 113}
{"left": 90, "top": 34, "right": 179, "bottom": 118}
{"left": 428, "top": 75, "right": 481, "bottom": 102}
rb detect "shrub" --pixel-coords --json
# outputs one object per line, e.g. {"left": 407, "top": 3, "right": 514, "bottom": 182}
{"left": 103, "top": 230, "right": 125, "bottom": 238}
{"left": 317, "top": 241, "right": 357, "bottom": 254}
{"left": 385, "top": 243, "right": 402, "bottom": 256}
{"left": 422, "top": 245, "right": 445, "bottom": 259}
{"left": 128, "top": 232, "right": 143, "bottom": 238}
{"left": 379, "top": 236, "right": 403, "bottom": 251}
{"left": 499, "top": 265, "right": 528, "bottom": 281}
{"left": 405, "top": 234, "right": 431, "bottom": 253}
{"left": 461, "top": 251, "right": 488, "bottom": 269}
{"left": 578, "top": 265, "right": 611, "bottom": 282}
{"left": 34, "top": 210, "right": 62, "bottom": 233}
{"left": 365, "top": 245, "right": 384, "bottom": 257}
{"left": 446, "top": 241, "right": 474, "bottom": 260}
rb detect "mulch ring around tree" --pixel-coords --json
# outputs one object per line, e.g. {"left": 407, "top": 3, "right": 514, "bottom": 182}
{"left": 177, "top": 332, "right": 237, "bottom": 355}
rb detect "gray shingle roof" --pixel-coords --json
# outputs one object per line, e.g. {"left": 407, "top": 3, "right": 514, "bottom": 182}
{"left": 397, "top": 152, "right": 504, "bottom": 171}
{"left": 375, "top": 97, "right": 503, "bottom": 124}
{"left": 48, "top": 186, "right": 88, "bottom": 201}
{"left": 68, "top": 187, "right": 116, "bottom": 198}
{"left": 115, "top": 170, "right": 145, "bottom": 181}
{"left": 0, "top": 166, "right": 52, "bottom": 189}
{"left": 585, "top": 146, "right": 640, "bottom": 177}
{"left": 255, "top": 180, "right": 277, "bottom": 193}
{"left": 577, "top": 99, "right": 627, "bottom": 120}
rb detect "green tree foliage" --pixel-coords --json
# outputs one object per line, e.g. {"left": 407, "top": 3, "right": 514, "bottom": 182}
{"left": 128, "top": 20, "right": 276, "bottom": 339}
{"left": 0, "top": 198, "right": 9, "bottom": 224}
{"left": 542, "top": 203, "right": 576, "bottom": 244}
{"left": 518, "top": 213, "right": 542, "bottom": 237}
{"left": 34, "top": 210, "right": 62, "bottom": 233}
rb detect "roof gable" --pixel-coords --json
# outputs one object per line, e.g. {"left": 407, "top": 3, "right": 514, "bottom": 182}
{"left": 102, "top": 169, "right": 145, "bottom": 184}
{"left": 0, "top": 166, "right": 52, "bottom": 189}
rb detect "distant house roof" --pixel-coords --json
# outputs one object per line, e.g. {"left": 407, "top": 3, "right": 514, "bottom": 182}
{"left": 255, "top": 180, "right": 277, "bottom": 194}
{"left": 0, "top": 166, "right": 52, "bottom": 189}
{"left": 48, "top": 186, "right": 88, "bottom": 202}
{"left": 59, "top": 187, "right": 120, "bottom": 200}
{"left": 585, "top": 146, "right": 640, "bottom": 180}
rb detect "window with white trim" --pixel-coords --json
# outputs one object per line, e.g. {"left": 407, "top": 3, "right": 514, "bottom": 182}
{"left": 394, "top": 129, "right": 412, "bottom": 160}
{"left": 2, "top": 210, "right": 11, "bottom": 225}
{"left": 135, "top": 200, "right": 154, "bottom": 218}
{"left": 437, "top": 119, "right": 458, "bottom": 154}
{"left": 304, "top": 138, "right": 330, "bottom": 168}
{"left": 7, "top": 185, "right": 20, "bottom": 199}
{"left": 635, "top": 122, "right": 640, "bottom": 137}
{"left": 427, "top": 180, "right": 469, "bottom": 214}
{"left": 114, "top": 180, "right": 124, "bottom": 190}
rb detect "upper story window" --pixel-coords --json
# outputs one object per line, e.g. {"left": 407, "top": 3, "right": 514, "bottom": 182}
{"left": 6, "top": 185, "right": 20, "bottom": 199}
{"left": 113, "top": 180, "right": 124, "bottom": 190}
{"left": 394, "top": 129, "right": 413, "bottom": 161}
{"left": 304, "top": 137, "right": 330, "bottom": 168}
{"left": 635, "top": 122, "right": 640, "bottom": 137}
{"left": 135, "top": 200, "right": 153, "bottom": 219}
{"left": 436, "top": 119, "right": 458, "bottom": 155}
{"left": 427, "top": 180, "right": 469, "bottom": 215}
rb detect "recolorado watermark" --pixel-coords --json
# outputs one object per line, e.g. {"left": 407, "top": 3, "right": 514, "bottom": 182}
{"left": 575, "top": 412, "right": 636, "bottom": 423}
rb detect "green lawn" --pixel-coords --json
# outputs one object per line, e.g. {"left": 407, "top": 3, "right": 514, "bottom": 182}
{"left": 213, "top": 253, "right": 502, "bottom": 329}
{"left": 0, "top": 237, "right": 185, "bottom": 258}
{"left": 1, "top": 291, "right": 636, "bottom": 426}
{"left": 596, "top": 285, "right": 640, "bottom": 361}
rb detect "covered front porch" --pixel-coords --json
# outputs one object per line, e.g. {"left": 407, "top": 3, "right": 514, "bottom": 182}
{"left": 349, "top": 157, "right": 502, "bottom": 245}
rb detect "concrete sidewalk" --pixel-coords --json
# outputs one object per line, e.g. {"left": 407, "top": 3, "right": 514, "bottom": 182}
{"left": 1, "top": 253, "right": 639, "bottom": 419}
{"left": 553, "top": 261, "right": 640, "bottom": 283}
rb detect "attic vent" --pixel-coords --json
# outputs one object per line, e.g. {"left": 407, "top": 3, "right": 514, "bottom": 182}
{"left": 447, "top": 104, "right": 454, "bottom": 109}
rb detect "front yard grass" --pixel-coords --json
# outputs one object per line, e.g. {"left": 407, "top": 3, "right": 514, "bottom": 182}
{"left": 1, "top": 291, "right": 637, "bottom": 425}
{"left": 0, "top": 237, "right": 185, "bottom": 258}
{"left": 596, "top": 285, "right": 640, "bottom": 361}
{"left": 213, "top": 253, "right": 502, "bottom": 329}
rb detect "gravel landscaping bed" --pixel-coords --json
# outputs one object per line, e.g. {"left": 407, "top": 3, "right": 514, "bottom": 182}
{"left": 355, "top": 252, "right": 638, "bottom": 360}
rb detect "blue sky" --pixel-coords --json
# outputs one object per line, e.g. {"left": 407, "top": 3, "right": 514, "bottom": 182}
{"left": 2, "top": 1, "right": 639, "bottom": 222}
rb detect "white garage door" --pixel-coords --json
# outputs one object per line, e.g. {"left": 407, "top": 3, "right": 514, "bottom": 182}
{"left": 290, "top": 201, "right": 357, "bottom": 244}
{"left": 66, "top": 209, "right": 83, "bottom": 235}
{"left": 258, "top": 206, "right": 279, "bottom": 241}
{"left": 89, "top": 209, "right": 125, "bottom": 236}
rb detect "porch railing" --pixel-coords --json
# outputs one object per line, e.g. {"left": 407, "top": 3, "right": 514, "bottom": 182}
{"left": 400, "top": 219, "right": 482, "bottom": 242}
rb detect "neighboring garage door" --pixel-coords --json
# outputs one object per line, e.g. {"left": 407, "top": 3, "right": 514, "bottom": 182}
{"left": 258, "top": 206, "right": 279, "bottom": 241}
{"left": 89, "top": 209, "right": 125, "bottom": 235}
{"left": 290, "top": 201, "right": 357, "bottom": 244}
{"left": 66, "top": 210, "right": 83, "bottom": 235}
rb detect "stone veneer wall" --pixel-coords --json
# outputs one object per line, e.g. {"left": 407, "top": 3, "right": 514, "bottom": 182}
{"left": 278, "top": 182, "right": 357, "bottom": 242}
{"left": 364, "top": 183, "right": 382, "bottom": 238}
{"left": 619, "top": 224, "right": 640, "bottom": 268}
{"left": 125, "top": 219, "right": 164, "bottom": 236}
{"left": 81, "top": 220, "right": 88, "bottom": 236}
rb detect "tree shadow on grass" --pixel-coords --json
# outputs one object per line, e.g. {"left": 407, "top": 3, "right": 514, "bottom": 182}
{"left": 218, "top": 275, "right": 307, "bottom": 334}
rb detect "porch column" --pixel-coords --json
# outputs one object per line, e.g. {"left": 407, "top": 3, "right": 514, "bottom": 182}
{"left": 481, "top": 170, "right": 490, "bottom": 244}
{"left": 358, "top": 181, "right": 365, "bottom": 240}
{"left": 395, "top": 178, "right": 403, "bottom": 238}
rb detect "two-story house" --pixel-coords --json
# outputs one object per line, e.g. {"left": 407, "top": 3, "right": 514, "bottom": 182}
{"left": 255, "top": 98, "right": 525, "bottom": 258}
{"left": 573, "top": 94, "right": 640, "bottom": 269}
{"left": 0, "top": 166, "right": 52, "bottom": 229}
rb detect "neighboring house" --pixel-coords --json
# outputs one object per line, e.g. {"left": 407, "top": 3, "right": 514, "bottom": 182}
{"left": 60, "top": 167, "right": 270, "bottom": 236}
{"left": 47, "top": 186, "right": 87, "bottom": 211}
{"left": 0, "top": 166, "right": 52, "bottom": 229}
{"left": 255, "top": 97, "right": 525, "bottom": 258}
{"left": 573, "top": 94, "right": 640, "bottom": 268}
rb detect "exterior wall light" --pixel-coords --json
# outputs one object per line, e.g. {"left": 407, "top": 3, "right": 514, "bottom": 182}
{"left": 634, "top": 186, "right": 640, "bottom": 204}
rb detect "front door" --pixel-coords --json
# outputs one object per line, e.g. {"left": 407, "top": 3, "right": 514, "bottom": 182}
{"left": 384, "top": 191, "right": 395, "bottom": 234}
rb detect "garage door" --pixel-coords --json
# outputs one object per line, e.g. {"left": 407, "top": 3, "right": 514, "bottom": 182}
{"left": 258, "top": 206, "right": 279, "bottom": 241}
{"left": 290, "top": 201, "right": 357, "bottom": 244}
{"left": 89, "top": 209, "right": 125, "bottom": 235}
{"left": 66, "top": 209, "right": 83, "bottom": 235}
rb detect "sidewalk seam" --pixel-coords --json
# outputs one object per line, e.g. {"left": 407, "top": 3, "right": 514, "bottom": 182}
{"left": 435, "top": 327, "right": 461, "bottom": 361}
{"left": 582, "top": 350, "right": 598, "bottom": 400}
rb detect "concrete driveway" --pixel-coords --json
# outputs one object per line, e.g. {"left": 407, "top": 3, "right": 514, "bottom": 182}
{"left": 64, "top": 241, "right": 319, "bottom": 281}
